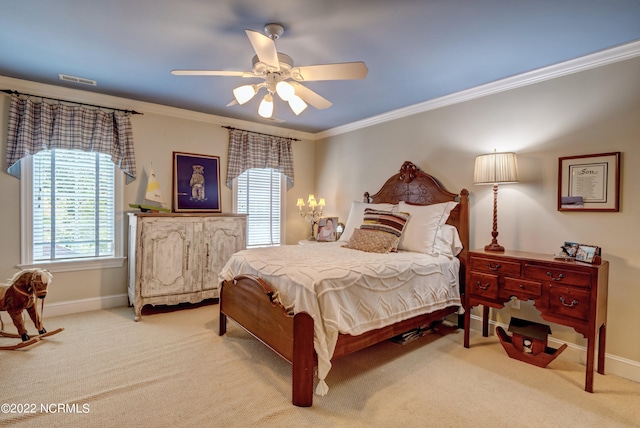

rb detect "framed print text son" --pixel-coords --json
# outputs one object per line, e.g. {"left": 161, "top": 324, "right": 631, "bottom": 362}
{"left": 558, "top": 152, "right": 620, "bottom": 212}
{"left": 173, "top": 152, "right": 221, "bottom": 212}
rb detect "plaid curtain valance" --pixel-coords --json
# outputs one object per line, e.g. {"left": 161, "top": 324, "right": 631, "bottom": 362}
{"left": 6, "top": 95, "right": 137, "bottom": 180}
{"left": 225, "top": 128, "right": 294, "bottom": 189}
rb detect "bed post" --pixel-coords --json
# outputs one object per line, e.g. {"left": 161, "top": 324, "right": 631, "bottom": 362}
{"left": 457, "top": 188, "right": 470, "bottom": 329}
{"left": 292, "top": 312, "right": 315, "bottom": 407}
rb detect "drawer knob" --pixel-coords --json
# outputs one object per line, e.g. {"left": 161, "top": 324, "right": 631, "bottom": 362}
{"left": 546, "top": 271, "right": 565, "bottom": 281}
{"left": 477, "top": 280, "right": 491, "bottom": 290}
{"left": 519, "top": 284, "right": 525, "bottom": 289}
{"left": 487, "top": 263, "right": 501, "bottom": 271}
{"left": 560, "top": 296, "right": 579, "bottom": 307}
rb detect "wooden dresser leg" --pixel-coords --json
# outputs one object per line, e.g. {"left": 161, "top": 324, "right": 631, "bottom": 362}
{"left": 292, "top": 312, "right": 314, "bottom": 407}
{"left": 597, "top": 323, "right": 606, "bottom": 375}
{"left": 482, "top": 305, "right": 490, "bottom": 337}
{"left": 464, "top": 307, "right": 471, "bottom": 348}
{"left": 585, "top": 336, "right": 595, "bottom": 393}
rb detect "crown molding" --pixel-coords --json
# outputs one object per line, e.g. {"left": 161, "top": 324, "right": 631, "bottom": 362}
{"left": 315, "top": 39, "right": 640, "bottom": 140}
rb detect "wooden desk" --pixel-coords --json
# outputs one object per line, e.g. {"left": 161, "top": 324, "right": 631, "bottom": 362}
{"left": 463, "top": 249, "right": 608, "bottom": 392}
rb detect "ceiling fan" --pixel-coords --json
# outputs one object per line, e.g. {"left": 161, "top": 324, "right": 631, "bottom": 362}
{"left": 171, "top": 23, "right": 368, "bottom": 119}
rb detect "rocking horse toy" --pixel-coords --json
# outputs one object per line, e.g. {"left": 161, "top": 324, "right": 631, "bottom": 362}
{"left": 0, "top": 268, "right": 64, "bottom": 350}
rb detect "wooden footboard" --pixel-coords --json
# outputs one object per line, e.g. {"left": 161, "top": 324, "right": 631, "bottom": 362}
{"left": 219, "top": 275, "right": 315, "bottom": 407}
{"left": 220, "top": 274, "right": 459, "bottom": 407}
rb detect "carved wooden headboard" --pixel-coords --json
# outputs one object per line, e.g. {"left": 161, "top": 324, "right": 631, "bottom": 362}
{"left": 364, "top": 161, "right": 469, "bottom": 280}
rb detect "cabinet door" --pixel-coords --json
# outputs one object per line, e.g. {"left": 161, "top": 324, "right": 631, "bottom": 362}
{"left": 139, "top": 219, "right": 197, "bottom": 297}
{"left": 201, "top": 217, "right": 246, "bottom": 290}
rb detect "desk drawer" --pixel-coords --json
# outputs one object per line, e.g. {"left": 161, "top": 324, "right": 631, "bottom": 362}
{"left": 549, "top": 285, "right": 590, "bottom": 321}
{"left": 524, "top": 265, "right": 591, "bottom": 288}
{"left": 470, "top": 256, "right": 521, "bottom": 276}
{"left": 504, "top": 277, "right": 542, "bottom": 299}
{"left": 469, "top": 272, "right": 499, "bottom": 300}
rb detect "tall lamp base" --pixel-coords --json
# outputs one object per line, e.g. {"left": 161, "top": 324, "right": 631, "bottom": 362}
{"left": 484, "top": 243, "right": 505, "bottom": 252}
{"left": 484, "top": 183, "right": 506, "bottom": 252}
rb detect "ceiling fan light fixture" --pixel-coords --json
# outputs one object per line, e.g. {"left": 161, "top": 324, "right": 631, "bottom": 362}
{"left": 288, "top": 95, "right": 308, "bottom": 115}
{"left": 233, "top": 84, "right": 257, "bottom": 105}
{"left": 275, "top": 81, "right": 295, "bottom": 101}
{"left": 258, "top": 93, "right": 274, "bottom": 118}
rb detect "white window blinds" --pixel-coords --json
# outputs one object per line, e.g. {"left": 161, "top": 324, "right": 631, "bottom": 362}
{"left": 32, "top": 149, "right": 115, "bottom": 261}
{"left": 236, "top": 168, "right": 282, "bottom": 247}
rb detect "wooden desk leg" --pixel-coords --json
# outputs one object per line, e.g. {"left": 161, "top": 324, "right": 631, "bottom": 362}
{"left": 585, "top": 335, "right": 595, "bottom": 393}
{"left": 464, "top": 306, "right": 471, "bottom": 348}
{"left": 598, "top": 323, "right": 606, "bottom": 375}
{"left": 482, "top": 305, "right": 490, "bottom": 337}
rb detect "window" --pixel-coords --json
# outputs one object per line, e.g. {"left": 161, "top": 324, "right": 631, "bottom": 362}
{"left": 234, "top": 168, "right": 285, "bottom": 247}
{"left": 20, "top": 149, "right": 125, "bottom": 271}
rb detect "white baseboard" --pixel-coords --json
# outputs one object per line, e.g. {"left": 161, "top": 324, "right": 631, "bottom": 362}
{"left": 43, "top": 294, "right": 130, "bottom": 318}
{"left": 468, "top": 314, "right": 640, "bottom": 384}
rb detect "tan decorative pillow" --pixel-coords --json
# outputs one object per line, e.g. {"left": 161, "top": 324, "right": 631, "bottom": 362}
{"left": 342, "top": 228, "right": 399, "bottom": 254}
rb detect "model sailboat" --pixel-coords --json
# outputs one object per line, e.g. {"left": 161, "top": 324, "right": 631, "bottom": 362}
{"left": 129, "top": 164, "right": 171, "bottom": 212}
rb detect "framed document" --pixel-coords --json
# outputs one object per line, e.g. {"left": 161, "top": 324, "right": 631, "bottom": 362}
{"left": 558, "top": 152, "right": 620, "bottom": 212}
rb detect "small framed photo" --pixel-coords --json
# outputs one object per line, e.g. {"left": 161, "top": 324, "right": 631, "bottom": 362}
{"left": 558, "top": 152, "right": 620, "bottom": 212}
{"left": 317, "top": 217, "right": 338, "bottom": 242}
{"left": 172, "top": 152, "right": 221, "bottom": 212}
{"left": 561, "top": 242, "right": 579, "bottom": 257}
{"left": 575, "top": 244, "right": 600, "bottom": 264}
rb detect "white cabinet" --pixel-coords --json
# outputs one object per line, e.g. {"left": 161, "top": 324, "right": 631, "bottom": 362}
{"left": 128, "top": 213, "right": 246, "bottom": 320}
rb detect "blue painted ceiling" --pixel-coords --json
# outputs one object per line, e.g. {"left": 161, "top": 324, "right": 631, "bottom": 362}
{"left": 2, "top": 0, "right": 640, "bottom": 133}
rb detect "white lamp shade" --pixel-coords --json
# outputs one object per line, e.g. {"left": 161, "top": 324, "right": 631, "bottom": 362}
{"left": 474, "top": 151, "right": 519, "bottom": 185}
{"left": 288, "top": 95, "right": 308, "bottom": 115}
{"left": 233, "top": 84, "right": 257, "bottom": 105}
{"left": 276, "top": 81, "right": 295, "bottom": 101}
{"left": 258, "top": 93, "right": 274, "bottom": 118}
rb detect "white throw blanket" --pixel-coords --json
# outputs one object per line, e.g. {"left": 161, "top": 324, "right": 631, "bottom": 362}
{"left": 219, "top": 242, "right": 461, "bottom": 395}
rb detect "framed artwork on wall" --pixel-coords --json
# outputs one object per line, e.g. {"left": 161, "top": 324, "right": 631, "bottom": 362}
{"left": 558, "top": 152, "right": 620, "bottom": 212}
{"left": 172, "top": 152, "right": 221, "bottom": 212}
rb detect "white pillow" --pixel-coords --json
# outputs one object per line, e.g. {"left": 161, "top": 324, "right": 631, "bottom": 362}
{"left": 339, "top": 201, "right": 397, "bottom": 242}
{"left": 434, "top": 224, "right": 463, "bottom": 257}
{"left": 397, "top": 201, "right": 458, "bottom": 254}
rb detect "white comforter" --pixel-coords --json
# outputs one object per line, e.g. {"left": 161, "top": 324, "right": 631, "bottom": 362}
{"left": 219, "top": 242, "right": 462, "bottom": 395}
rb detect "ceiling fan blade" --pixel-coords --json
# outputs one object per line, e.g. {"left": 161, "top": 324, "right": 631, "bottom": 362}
{"left": 291, "top": 62, "right": 368, "bottom": 81}
{"left": 289, "top": 82, "right": 333, "bottom": 110}
{"left": 226, "top": 99, "right": 238, "bottom": 107}
{"left": 171, "top": 70, "right": 253, "bottom": 77}
{"left": 245, "top": 29, "right": 279, "bottom": 69}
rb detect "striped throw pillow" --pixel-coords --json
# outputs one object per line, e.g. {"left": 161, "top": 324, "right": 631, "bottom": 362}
{"left": 361, "top": 209, "right": 410, "bottom": 251}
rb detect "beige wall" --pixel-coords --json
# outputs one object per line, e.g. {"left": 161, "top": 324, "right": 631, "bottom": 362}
{"left": 315, "top": 56, "right": 640, "bottom": 369}
{"left": 0, "top": 78, "right": 316, "bottom": 304}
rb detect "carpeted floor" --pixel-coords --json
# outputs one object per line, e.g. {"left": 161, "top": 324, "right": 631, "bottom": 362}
{"left": 1, "top": 301, "right": 638, "bottom": 427}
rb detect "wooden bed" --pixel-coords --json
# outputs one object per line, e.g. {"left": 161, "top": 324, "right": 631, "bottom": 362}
{"left": 219, "top": 161, "right": 469, "bottom": 407}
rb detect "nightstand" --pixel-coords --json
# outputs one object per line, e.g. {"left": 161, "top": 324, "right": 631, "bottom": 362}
{"left": 464, "top": 249, "right": 609, "bottom": 393}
